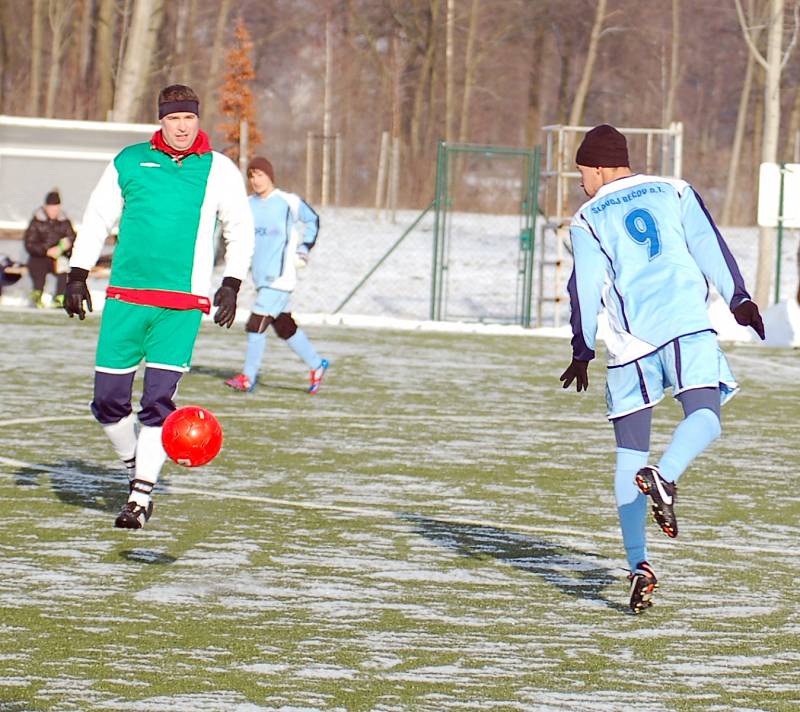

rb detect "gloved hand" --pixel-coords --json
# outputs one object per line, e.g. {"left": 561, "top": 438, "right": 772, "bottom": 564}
{"left": 559, "top": 358, "right": 589, "bottom": 392}
{"left": 213, "top": 276, "right": 241, "bottom": 328}
{"left": 732, "top": 300, "right": 765, "bottom": 340}
{"left": 64, "top": 268, "right": 92, "bottom": 320}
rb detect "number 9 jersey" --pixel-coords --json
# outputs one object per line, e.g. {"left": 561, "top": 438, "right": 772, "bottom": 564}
{"left": 567, "top": 174, "right": 752, "bottom": 367}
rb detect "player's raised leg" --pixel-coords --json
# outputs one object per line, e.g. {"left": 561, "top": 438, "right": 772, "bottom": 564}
{"left": 638, "top": 386, "right": 721, "bottom": 538}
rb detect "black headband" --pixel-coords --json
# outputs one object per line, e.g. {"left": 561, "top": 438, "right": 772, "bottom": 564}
{"left": 158, "top": 100, "right": 200, "bottom": 119}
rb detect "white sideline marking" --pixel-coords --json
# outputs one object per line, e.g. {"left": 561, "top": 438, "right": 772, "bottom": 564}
{"left": 0, "top": 454, "right": 787, "bottom": 558}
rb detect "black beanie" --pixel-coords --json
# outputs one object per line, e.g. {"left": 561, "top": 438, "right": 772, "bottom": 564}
{"left": 575, "top": 125, "right": 629, "bottom": 168}
{"left": 247, "top": 157, "right": 275, "bottom": 183}
{"left": 45, "top": 190, "right": 61, "bottom": 205}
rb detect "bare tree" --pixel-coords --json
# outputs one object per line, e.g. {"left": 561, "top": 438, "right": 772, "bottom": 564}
{"left": 77, "top": 0, "right": 95, "bottom": 95}
{"left": 45, "top": 0, "right": 75, "bottom": 117}
{"left": 445, "top": 0, "right": 455, "bottom": 143}
{"left": 662, "top": 0, "right": 681, "bottom": 126}
{"left": 735, "top": 0, "right": 799, "bottom": 305}
{"left": 567, "top": 0, "right": 607, "bottom": 127}
{"left": 457, "top": 0, "right": 480, "bottom": 144}
{"left": 525, "top": 20, "right": 547, "bottom": 147}
{"left": 29, "top": 0, "right": 44, "bottom": 115}
{"left": 94, "top": 0, "right": 115, "bottom": 120}
{"left": 723, "top": 0, "right": 765, "bottom": 226}
{"left": 203, "top": 0, "right": 233, "bottom": 124}
{"left": 409, "top": 1, "right": 440, "bottom": 163}
{"left": 112, "top": 0, "right": 166, "bottom": 122}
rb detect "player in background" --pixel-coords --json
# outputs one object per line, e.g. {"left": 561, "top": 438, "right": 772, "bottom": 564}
{"left": 64, "top": 84, "right": 254, "bottom": 530}
{"left": 224, "top": 156, "right": 328, "bottom": 395}
{"left": 559, "top": 125, "right": 765, "bottom": 613}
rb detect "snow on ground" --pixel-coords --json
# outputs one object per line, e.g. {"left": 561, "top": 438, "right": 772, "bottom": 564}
{"left": 2, "top": 208, "right": 799, "bottom": 346}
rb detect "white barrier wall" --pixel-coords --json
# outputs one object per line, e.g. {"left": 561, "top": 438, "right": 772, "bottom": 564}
{"left": 0, "top": 115, "right": 157, "bottom": 230}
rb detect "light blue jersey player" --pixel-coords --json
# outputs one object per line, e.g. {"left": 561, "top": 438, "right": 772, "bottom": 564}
{"left": 559, "top": 125, "right": 765, "bottom": 613}
{"left": 225, "top": 157, "right": 328, "bottom": 395}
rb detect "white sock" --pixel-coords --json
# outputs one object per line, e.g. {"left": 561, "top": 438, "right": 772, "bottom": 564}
{"left": 102, "top": 413, "right": 138, "bottom": 464}
{"left": 131, "top": 425, "right": 167, "bottom": 506}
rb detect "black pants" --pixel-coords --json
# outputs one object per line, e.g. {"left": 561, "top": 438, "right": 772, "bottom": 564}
{"left": 28, "top": 256, "right": 66, "bottom": 296}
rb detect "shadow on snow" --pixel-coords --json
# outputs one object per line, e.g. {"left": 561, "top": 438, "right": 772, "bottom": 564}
{"left": 403, "top": 514, "right": 629, "bottom": 613}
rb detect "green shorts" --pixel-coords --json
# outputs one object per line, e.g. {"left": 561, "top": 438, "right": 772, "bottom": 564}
{"left": 95, "top": 300, "right": 203, "bottom": 373}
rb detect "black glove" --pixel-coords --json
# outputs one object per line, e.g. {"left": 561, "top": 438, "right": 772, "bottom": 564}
{"left": 732, "top": 300, "right": 765, "bottom": 340}
{"left": 213, "top": 276, "right": 241, "bottom": 328}
{"left": 64, "top": 268, "right": 92, "bottom": 320}
{"left": 560, "top": 358, "right": 589, "bottom": 392}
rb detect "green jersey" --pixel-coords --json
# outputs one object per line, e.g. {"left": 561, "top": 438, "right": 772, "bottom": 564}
{"left": 71, "top": 140, "right": 253, "bottom": 305}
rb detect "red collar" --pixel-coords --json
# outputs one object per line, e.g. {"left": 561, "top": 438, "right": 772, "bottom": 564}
{"left": 150, "top": 129, "right": 212, "bottom": 160}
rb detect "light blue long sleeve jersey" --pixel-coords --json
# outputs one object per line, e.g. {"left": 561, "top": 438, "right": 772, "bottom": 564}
{"left": 568, "top": 174, "right": 751, "bottom": 367}
{"left": 249, "top": 188, "right": 319, "bottom": 293}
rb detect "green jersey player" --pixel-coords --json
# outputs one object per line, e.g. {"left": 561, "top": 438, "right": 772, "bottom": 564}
{"left": 64, "top": 84, "right": 254, "bottom": 529}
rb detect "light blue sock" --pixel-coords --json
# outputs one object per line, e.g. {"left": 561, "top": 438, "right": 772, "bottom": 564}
{"left": 286, "top": 329, "right": 322, "bottom": 369}
{"left": 243, "top": 331, "right": 267, "bottom": 383}
{"left": 615, "top": 447, "right": 650, "bottom": 570}
{"left": 658, "top": 408, "right": 721, "bottom": 484}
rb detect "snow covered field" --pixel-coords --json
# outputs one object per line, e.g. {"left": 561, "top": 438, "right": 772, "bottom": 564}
{"left": 1, "top": 310, "right": 797, "bottom": 710}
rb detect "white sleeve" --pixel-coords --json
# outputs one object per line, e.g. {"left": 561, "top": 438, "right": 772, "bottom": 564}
{"left": 69, "top": 161, "right": 123, "bottom": 271}
{"left": 214, "top": 157, "right": 255, "bottom": 282}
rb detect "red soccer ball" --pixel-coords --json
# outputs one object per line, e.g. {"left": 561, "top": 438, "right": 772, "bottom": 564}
{"left": 161, "top": 406, "right": 223, "bottom": 467}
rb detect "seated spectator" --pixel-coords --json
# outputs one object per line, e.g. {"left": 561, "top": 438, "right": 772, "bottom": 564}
{"left": 23, "top": 189, "right": 75, "bottom": 307}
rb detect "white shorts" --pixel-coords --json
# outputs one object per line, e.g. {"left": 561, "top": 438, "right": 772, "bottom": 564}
{"left": 605, "top": 331, "right": 738, "bottom": 419}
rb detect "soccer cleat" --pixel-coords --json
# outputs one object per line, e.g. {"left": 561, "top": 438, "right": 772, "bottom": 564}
{"left": 628, "top": 561, "right": 658, "bottom": 613}
{"left": 225, "top": 373, "right": 253, "bottom": 392}
{"left": 635, "top": 465, "right": 678, "bottom": 538}
{"left": 308, "top": 358, "right": 329, "bottom": 395}
{"left": 114, "top": 500, "right": 153, "bottom": 529}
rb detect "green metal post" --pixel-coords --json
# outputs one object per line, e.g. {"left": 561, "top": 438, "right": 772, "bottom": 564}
{"left": 775, "top": 162, "right": 785, "bottom": 304}
{"left": 430, "top": 142, "right": 446, "bottom": 320}
{"left": 522, "top": 146, "right": 541, "bottom": 327}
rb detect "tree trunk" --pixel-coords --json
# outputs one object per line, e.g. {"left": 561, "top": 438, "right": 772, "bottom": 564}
{"left": 445, "top": 0, "right": 455, "bottom": 143}
{"left": 0, "top": 2, "right": 9, "bottom": 111}
{"left": 525, "top": 22, "right": 546, "bottom": 148}
{"left": 76, "top": 0, "right": 95, "bottom": 116}
{"left": 783, "top": 83, "right": 800, "bottom": 161}
{"left": 321, "top": 16, "right": 333, "bottom": 207}
{"left": 94, "top": 0, "right": 114, "bottom": 120}
{"left": 45, "top": 0, "right": 74, "bottom": 118}
{"left": 567, "top": 0, "right": 606, "bottom": 127}
{"left": 555, "top": 29, "right": 574, "bottom": 125}
{"left": 662, "top": 0, "right": 680, "bottom": 127}
{"left": 755, "top": 0, "right": 784, "bottom": 306}
{"left": 203, "top": 0, "right": 232, "bottom": 125}
{"left": 30, "top": 0, "right": 44, "bottom": 115}
{"left": 170, "top": 0, "right": 196, "bottom": 80}
{"left": 409, "top": 1, "right": 438, "bottom": 161}
{"left": 112, "top": 0, "right": 165, "bottom": 122}
{"left": 457, "top": 0, "right": 480, "bottom": 144}
{"left": 723, "top": 3, "right": 763, "bottom": 226}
